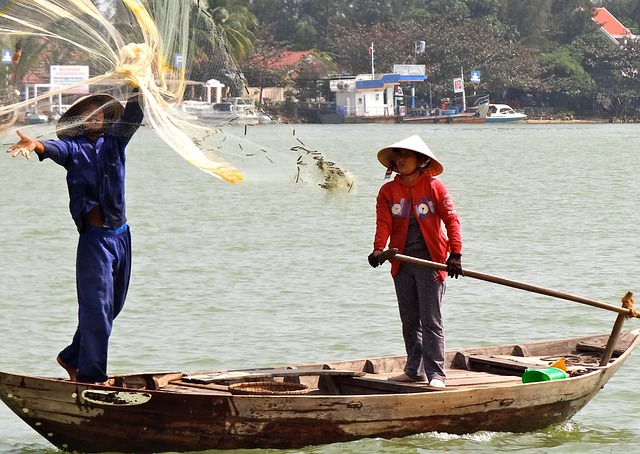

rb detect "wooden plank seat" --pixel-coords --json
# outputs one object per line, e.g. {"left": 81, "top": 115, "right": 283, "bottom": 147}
{"left": 577, "top": 331, "right": 636, "bottom": 356}
{"left": 182, "top": 368, "right": 365, "bottom": 384}
{"left": 445, "top": 370, "right": 523, "bottom": 387}
{"left": 333, "top": 375, "right": 444, "bottom": 394}
{"left": 467, "top": 355, "right": 552, "bottom": 375}
{"left": 334, "top": 370, "right": 523, "bottom": 394}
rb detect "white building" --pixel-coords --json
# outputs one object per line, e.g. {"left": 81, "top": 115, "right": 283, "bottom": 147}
{"left": 330, "top": 68, "right": 426, "bottom": 119}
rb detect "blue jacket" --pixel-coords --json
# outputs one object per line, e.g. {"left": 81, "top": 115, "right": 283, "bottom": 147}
{"left": 40, "top": 94, "right": 144, "bottom": 231}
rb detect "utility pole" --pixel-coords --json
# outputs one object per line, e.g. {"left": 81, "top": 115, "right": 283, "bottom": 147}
{"left": 369, "top": 42, "right": 375, "bottom": 78}
{"left": 460, "top": 66, "right": 466, "bottom": 113}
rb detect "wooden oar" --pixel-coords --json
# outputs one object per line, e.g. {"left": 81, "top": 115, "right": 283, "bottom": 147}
{"left": 377, "top": 248, "right": 638, "bottom": 319}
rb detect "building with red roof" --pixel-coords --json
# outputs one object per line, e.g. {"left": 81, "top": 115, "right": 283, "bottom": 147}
{"left": 251, "top": 50, "right": 333, "bottom": 80}
{"left": 592, "top": 7, "right": 636, "bottom": 45}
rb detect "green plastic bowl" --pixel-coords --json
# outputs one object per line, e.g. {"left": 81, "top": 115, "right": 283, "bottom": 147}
{"left": 522, "top": 367, "right": 569, "bottom": 383}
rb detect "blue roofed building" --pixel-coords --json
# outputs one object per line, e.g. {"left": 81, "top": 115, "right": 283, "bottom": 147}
{"left": 329, "top": 65, "right": 426, "bottom": 122}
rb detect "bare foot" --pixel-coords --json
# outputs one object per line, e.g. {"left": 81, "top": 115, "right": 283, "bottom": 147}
{"left": 56, "top": 356, "right": 78, "bottom": 381}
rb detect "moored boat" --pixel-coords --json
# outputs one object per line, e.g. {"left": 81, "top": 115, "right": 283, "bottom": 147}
{"left": 180, "top": 97, "right": 272, "bottom": 125}
{"left": 485, "top": 103, "right": 528, "bottom": 122}
{"left": 24, "top": 111, "right": 48, "bottom": 124}
{"left": 401, "top": 102, "right": 489, "bottom": 124}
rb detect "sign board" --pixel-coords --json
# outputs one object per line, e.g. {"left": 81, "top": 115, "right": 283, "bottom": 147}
{"left": 329, "top": 79, "right": 356, "bottom": 92}
{"left": 470, "top": 70, "right": 481, "bottom": 84}
{"left": 453, "top": 78, "right": 464, "bottom": 93}
{"left": 2, "top": 49, "right": 12, "bottom": 64}
{"left": 50, "top": 65, "right": 90, "bottom": 94}
{"left": 393, "top": 64, "right": 426, "bottom": 76}
{"left": 173, "top": 53, "right": 183, "bottom": 69}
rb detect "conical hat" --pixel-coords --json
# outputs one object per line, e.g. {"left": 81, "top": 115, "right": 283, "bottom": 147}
{"left": 376, "top": 134, "right": 444, "bottom": 176}
{"left": 56, "top": 94, "right": 124, "bottom": 139}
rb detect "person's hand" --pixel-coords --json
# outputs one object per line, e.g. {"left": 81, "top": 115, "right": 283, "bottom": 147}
{"left": 446, "top": 253, "right": 464, "bottom": 278}
{"left": 368, "top": 252, "right": 380, "bottom": 268}
{"left": 6, "top": 130, "right": 37, "bottom": 160}
{"left": 368, "top": 249, "right": 387, "bottom": 268}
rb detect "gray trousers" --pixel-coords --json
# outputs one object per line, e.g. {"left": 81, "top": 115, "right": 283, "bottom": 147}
{"left": 393, "top": 262, "right": 446, "bottom": 382}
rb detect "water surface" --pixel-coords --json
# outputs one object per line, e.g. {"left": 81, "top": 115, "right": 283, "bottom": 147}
{"left": 1, "top": 122, "right": 639, "bottom": 453}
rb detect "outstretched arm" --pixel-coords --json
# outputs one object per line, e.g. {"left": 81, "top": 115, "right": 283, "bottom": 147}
{"left": 6, "top": 130, "right": 44, "bottom": 160}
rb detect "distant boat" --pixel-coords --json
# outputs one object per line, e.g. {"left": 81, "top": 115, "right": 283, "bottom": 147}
{"left": 24, "top": 112, "right": 48, "bottom": 124}
{"left": 485, "top": 103, "right": 527, "bottom": 123}
{"left": 400, "top": 102, "right": 489, "bottom": 124}
{"left": 180, "top": 97, "right": 272, "bottom": 125}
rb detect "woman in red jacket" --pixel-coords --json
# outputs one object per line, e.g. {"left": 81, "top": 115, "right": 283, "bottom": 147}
{"left": 369, "top": 135, "right": 463, "bottom": 388}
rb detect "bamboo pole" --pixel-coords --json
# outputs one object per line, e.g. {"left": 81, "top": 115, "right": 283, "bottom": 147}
{"left": 380, "top": 250, "right": 638, "bottom": 319}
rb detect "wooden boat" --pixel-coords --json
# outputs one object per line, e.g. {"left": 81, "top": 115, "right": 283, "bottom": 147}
{"left": 400, "top": 102, "right": 489, "bottom": 124}
{"left": 1, "top": 329, "right": 639, "bottom": 453}
{"left": 2, "top": 252, "right": 637, "bottom": 452}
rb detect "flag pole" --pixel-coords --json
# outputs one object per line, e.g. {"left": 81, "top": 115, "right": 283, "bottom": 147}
{"left": 461, "top": 66, "right": 466, "bottom": 112}
{"left": 370, "top": 42, "right": 375, "bottom": 78}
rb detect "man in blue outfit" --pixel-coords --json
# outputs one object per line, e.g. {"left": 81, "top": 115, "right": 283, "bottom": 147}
{"left": 7, "top": 88, "right": 144, "bottom": 383}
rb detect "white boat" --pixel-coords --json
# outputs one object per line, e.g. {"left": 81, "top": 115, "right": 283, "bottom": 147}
{"left": 181, "top": 97, "right": 272, "bottom": 125}
{"left": 24, "top": 112, "right": 48, "bottom": 124}
{"left": 485, "top": 103, "right": 527, "bottom": 123}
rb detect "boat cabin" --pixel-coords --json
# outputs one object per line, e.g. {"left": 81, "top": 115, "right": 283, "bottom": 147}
{"left": 212, "top": 97, "right": 256, "bottom": 114}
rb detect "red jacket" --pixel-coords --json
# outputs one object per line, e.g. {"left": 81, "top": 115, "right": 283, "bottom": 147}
{"left": 374, "top": 172, "right": 462, "bottom": 281}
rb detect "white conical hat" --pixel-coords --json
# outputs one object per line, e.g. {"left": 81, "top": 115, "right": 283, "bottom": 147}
{"left": 376, "top": 134, "right": 443, "bottom": 176}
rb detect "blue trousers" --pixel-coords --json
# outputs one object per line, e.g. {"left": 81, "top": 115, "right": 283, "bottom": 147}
{"left": 393, "top": 261, "right": 446, "bottom": 382}
{"left": 58, "top": 224, "right": 131, "bottom": 383}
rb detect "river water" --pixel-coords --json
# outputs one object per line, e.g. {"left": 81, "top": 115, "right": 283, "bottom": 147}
{"left": 1, "top": 121, "right": 639, "bottom": 453}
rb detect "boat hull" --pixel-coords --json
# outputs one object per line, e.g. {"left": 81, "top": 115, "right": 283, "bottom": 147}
{"left": 485, "top": 115, "right": 527, "bottom": 123}
{"left": 400, "top": 113, "right": 485, "bottom": 124}
{"left": 0, "top": 373, "right": 605, "bottom": 452}
{"left": 0, "top": 330, "right": 637, "bottom": 452}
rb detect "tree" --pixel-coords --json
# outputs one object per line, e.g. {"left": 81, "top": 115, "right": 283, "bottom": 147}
{"left": 244, "top": 0, "right": 640, "bottom": 117}
{"left": 538, "top": 47, "right": 596, "bottom": 96}
{"left": 578, "top": 32, "right": 640, "bottom": 116}
{"left": 202, "top": 0, "right": 258, "bottom": 62}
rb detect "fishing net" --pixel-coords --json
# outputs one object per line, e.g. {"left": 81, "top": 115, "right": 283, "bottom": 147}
{"left": 0, "top": 0, "right": 354, "bottom": 190}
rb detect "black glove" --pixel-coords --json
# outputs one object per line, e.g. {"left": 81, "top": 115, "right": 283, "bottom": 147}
{"left": 368, "top": 252, "right": 380, "bottom": 268}
{"left": 446, "top": 253, "right": 463, "bottom": 278}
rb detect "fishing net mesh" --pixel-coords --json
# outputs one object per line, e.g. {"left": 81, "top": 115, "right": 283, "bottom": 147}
{"left": 0, "top": 0, "right": 354, "bottom": 190}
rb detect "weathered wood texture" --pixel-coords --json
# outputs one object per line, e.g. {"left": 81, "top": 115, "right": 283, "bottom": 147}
{"left": 0, "top": 330, "right": 638, "bottom": 453}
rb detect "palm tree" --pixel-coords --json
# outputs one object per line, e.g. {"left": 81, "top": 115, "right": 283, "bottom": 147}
{"left": 202, "top": 0, "right": 257, "bottom": 63}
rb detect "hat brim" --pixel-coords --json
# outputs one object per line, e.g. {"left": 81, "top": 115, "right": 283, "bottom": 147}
{"left": 376, "top": 135, "right": 443, "bottom": 176}
{"left": 56, "top": 94, "right": 124, "bottom": 139}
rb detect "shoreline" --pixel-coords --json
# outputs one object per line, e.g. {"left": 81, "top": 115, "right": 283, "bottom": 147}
{"left": 523, "top": 119, "right": 608, "bottom": 124}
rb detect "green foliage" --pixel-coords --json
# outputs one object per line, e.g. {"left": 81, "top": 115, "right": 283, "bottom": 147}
{"left": 242, "top": 0, "right": 640, "bottom": 116}
{"left": 204, "top": 0, "right": 258, "bottom": 62}
{"left": 538, "top": 47, "right": 596, "bottom": 95}
{"left": 576, "top": 31, "right": 640, "bottom": 115}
